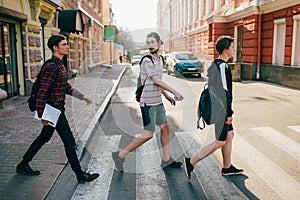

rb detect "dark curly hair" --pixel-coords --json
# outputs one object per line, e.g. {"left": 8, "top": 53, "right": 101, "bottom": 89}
{"left": 47, "top": 35, "right": 66, "bottom": 52}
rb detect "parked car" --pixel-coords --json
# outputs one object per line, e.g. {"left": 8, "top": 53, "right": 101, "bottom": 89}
{"left": 166, "top": 52, "right": 203, "bottom": 77}
{"left": 131, "top": 55, "right": 142, "bottom": 66}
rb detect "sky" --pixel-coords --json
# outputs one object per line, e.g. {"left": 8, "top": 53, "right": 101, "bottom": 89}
{"left": 109, "top": 0, "right": 158, "bottom": 31}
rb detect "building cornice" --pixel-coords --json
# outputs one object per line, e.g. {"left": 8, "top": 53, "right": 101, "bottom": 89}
{"left": 77, "top": 1, "right": 104, "bottom": 28}
{"left": 260, "top": 0, "right": 300, "bottom": 14}
{"left": 206, "top": 0, "right": 300, "bottom": 24}
{"left": 186, "top": 24, "right": 208, "bottom": 35}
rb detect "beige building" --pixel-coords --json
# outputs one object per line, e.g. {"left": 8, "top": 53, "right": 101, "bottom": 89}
{"left": 0, "top": 0, "right": 114, "bottom": 97}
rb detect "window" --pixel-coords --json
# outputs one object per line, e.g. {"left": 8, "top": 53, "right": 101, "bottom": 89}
{"left": 208, "top": 23, "right": 212, "bottom": 42}
{"left": 272, "top": 18, "right": 286, "bottom": 65}
{"left": 292, "top": 14, "right": 300, "bottom": 66}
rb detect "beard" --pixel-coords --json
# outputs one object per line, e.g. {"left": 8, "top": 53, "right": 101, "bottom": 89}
{"left": 149, "top": 48, "right": 159, "bottom": 54}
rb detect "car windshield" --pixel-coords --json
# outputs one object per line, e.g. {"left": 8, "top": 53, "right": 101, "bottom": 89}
{"left": 175, "top": 53, "right": 197, "bottom": 60}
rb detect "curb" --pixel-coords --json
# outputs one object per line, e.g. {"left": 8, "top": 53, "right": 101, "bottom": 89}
{"left": 77, "top": 65, "right": 128, "bottom": 159}
{"left": 28, "top": 65, "right": 128, "bottom": 200}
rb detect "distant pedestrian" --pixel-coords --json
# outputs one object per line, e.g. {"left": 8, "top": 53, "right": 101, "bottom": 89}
{"left": 16, "top": 34, "right": 99, "bottom": 183}
{"left": 119, "top": 54, "right": 123, "bottom": 63}
{"left": 184, "top": 36, "right": 244, "bottom": 179}
{"left": 112, "top": 32, "right": 184, "bottom": 171}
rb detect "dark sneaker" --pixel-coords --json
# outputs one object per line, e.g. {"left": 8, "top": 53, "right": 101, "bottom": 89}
{"left": 16, "top": 163, "right": 40, "bottom": 176}
{"left": 160, "top": 157, "right": 182, "bottom": 168}
{"left": 77, "top": 172, "right": 99, "bottom": 183}
{"left": 183, "top": 157, "right": 194, "bottom": 179}
{"left": 112, "top": 151, "right": 125, "bottom": 172}
{"left": 221, "top": 165, "right": 244, "bottom": 176}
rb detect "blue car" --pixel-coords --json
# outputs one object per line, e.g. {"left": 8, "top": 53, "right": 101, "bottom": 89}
{"left": 166, "top": 52, "right": 203, "bottom": 77}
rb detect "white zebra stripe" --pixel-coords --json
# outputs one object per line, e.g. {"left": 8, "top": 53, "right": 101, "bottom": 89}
{"left": 233, "top": 133, "right": 300, "bottom": 199}
{"left": 135, "top": 134, "right": 171, "bottom": 200}
{"left": 250, "top": 127, "right": 300, "bottom": 161}
{"left": 288, "top": 126, "right": 300, "bottom": 133}
{"left": 72, "top": 135, "right": 121, "bottom": 200}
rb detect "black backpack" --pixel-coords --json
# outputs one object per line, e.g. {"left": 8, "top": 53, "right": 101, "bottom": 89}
{"left": 27, "top": 60, "right": 52, "bottom": 112}
{"left": 135, "top": 54, "right": 164, "bottom": 102}
{"left": 197, "top": 61, "right": 226, "bottom": 130}
{"left": 197, "top": 83, "right": 211, "bottom": 130}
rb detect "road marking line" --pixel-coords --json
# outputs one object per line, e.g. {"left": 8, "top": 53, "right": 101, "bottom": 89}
{"left": 135, "top": 134, "right": 171, "bottom": 200}
{"left": 233, "top": 132, "right": 300, "bottom": 199}
{"left": 288, "top": 126, "right": 300, "bottom": 133}
{"left": 250, "top": 127, "right": 300, "bottom": 161}
{"left": 72, "top": 135, "right": 121, "bottom": 200}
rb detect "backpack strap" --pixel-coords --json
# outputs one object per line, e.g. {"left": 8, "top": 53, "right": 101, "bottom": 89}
{"left": 138, "top": 54, "right": 164, "bottom": 85}
{"left": 139, "top": 54, "right": 164, "bottom": 66}
{"left": 139, "top": 54, "right": 153, "bottom": 65}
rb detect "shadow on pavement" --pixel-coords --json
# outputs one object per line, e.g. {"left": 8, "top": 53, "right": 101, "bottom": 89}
{"left": 227, "top": 174, "right": 260, "bottom": 200}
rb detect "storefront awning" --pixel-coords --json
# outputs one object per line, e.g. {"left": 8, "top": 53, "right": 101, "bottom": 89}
{"left": 58, "top": 10, "right": 84, "bottom": 33}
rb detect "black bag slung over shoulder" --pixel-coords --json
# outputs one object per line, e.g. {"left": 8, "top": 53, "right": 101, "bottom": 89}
{"left": 28, "top": 73, "right": 41, "bottom": 112}
{"left": 135, "top": 75, "right": 147, "bottom": 102}
{"left": 27, "top": 60, "right": 53, "bottom": 111}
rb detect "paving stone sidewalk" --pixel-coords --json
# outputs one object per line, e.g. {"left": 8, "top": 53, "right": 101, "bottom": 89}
{"left": 0, "top": 64, "right": 128, "bottom": 200}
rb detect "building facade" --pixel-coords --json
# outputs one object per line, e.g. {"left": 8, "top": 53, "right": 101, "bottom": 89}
{"left": 158, "top": 0, "right": 300, "bottom": 89}
{"left": 0, "top": 0, "right": 114, "bottom": 98}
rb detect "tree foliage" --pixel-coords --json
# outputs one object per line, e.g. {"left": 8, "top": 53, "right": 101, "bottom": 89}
{"left": 118, "top": 27, "right": 137, "bottom": 53}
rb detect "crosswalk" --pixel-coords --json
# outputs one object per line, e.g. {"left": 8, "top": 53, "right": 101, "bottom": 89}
{"left": 71, "top": 125, "right": 300, "bottom": 200}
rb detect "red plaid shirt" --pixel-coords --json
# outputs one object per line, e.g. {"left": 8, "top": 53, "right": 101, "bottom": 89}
{"left": 36, "top": 55, "right": 84, "bottom": 117}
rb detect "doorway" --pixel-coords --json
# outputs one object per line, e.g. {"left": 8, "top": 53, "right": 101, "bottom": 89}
{"left": 0, "top": 21, "right": 19, "bottom": 97}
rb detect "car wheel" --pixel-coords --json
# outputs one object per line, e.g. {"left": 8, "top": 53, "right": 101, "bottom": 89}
{"left": 198, "top": 73, "right": 201, "bottom": 78}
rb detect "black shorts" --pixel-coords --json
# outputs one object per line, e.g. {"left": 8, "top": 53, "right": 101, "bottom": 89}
{"left": 215, "top": 121, "right": 234, "bottom": 141}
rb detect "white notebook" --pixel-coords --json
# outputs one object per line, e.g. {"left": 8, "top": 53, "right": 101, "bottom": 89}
{"left": 34, "top": 104, "right": 61, "bottom": 127}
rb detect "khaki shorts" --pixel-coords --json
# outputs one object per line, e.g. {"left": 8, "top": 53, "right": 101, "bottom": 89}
{"left": 140, "top": 103, "right": 167, "bottom": 132}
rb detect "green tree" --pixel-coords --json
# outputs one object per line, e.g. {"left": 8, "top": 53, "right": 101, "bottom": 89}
{"left": 119, "top": 27, "right": 137, "bottom": 53}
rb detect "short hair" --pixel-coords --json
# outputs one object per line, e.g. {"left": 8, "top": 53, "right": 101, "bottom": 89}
{"left": 215, "top": 36, "right": 234, "bottom": 54}
{"left": 47, "top": 34, "right": 65, "bottom": 52}
{"left": 146, "top": 32, "right": 163, "bottom": 44}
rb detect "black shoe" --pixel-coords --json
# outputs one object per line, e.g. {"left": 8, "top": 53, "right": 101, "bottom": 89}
{"left": 16, "top": 163, "right": 40, "bottom": 176}
{"left": 160, "top": 157, "right": 182, "bottom": 168}
{"left": 112, "top": 151, "right": 124, "bottom": 172}
{"left": 221, "top": 165, "right": 244, "bottom": 176}
{"left": 77, "top": 172, "right": 99, "bottom": 183}
{"left": 183, "top": 157, "right": 194, "bottom": 179}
